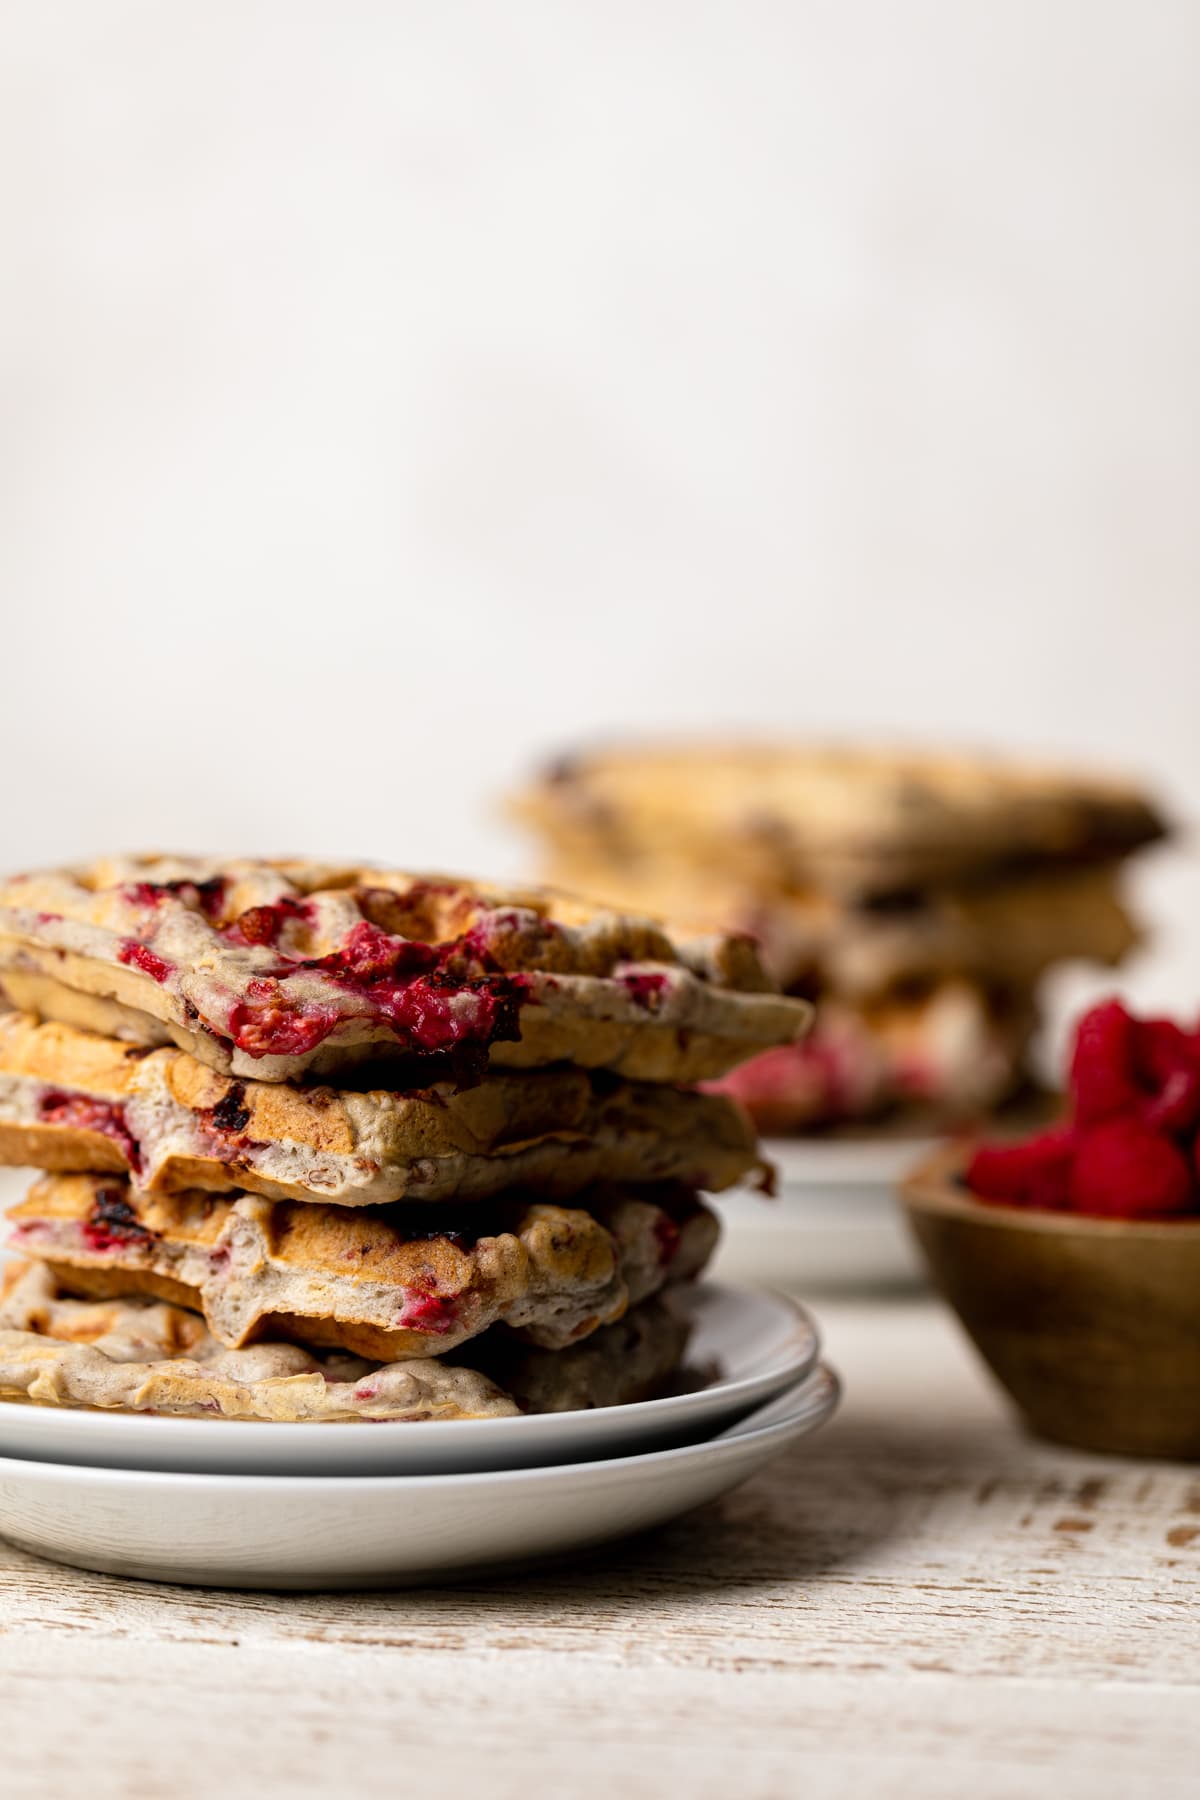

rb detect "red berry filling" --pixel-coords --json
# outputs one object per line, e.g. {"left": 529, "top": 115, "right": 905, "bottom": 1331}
{"left": 222, "top": 919, "right": 527, "bottom": 1062}
{"left": 37, "top": 1089, "right": 143, "bottom": 1175}
{"left": 710, "top": 1034, "right": 870, "bottom": 1129}
{"left": 113, "top": 891, "right": 539, "bottom": 1064}
{"left": 619, "top": 971, "right": 671, "bottom": 1011}
{"left": 123, "top": 877, "right": 229, "bottom": 919}
{"left": 226, "top": 994, "right": 345, "bottom": 1059}
{"left": 966, "top": 998, "right": 1200, "bottom": 1219}
{"left": 397, "top": 1289, "right": 459, "bottom": 1334}
{"left": 223, "top": 897, "right": 314, "bottom": 948}
{"left": 652, "top": 1211, "right": 682, "bottom": 1265}
{"left": 117, "top": 941, "right": 174, "bottom": 984}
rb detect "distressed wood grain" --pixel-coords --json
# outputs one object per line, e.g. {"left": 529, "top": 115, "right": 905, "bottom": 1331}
{"left": 2, "top": 1297, "right": 1198, "bottom": 1800}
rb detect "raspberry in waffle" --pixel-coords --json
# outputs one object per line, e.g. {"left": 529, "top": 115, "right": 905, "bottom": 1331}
{"left": 7, "top": 1174, "right": 718, "bottom": 1360}
{"left": 0, "top": 1261, "right": 690, "bottom": 1421}
{"left": 0, "top": 1014, "right": 765, "bottom": 1206}
{"left": 0, "top": 856, "right": 808, "bottom": 1084}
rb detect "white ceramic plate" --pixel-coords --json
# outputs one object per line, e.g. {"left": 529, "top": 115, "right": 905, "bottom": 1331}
{"left": 0, "top": 1282, "right": 819, "bottom": 1476}
{"left": 710, "top": 1135, "right": 933, "bottom": 1292}
{"left": 0, "top": 1364, "right": 839, "bottom": 1589}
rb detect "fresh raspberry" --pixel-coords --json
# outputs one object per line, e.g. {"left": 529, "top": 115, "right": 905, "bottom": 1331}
{"left": 966, "top": 1128, "right": 1076, "bottom": 1210}
{"left": 1069, "top": 1000, "right": 1140, "bottom": 1123}
{"left": 1068, "top": 1117, "right": 1195, "bottom": 1218}
{"left": 1130, "top": 1017, "right": 1200, "bottom": 1137}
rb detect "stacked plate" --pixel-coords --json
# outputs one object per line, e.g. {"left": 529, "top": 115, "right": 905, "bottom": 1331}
{"left": 0, "top": 858, "right": 837, "bottom": 1588}
{"left": 0, "top": 1267, "right": 838, "bottom": 1589}
{"left": 711, "top": 1137, "right": 931, "bottom": 1291}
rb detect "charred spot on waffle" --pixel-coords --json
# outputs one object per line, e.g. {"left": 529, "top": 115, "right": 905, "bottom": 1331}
{"left": 856, "top": 886, "right": 927, "bottom": 916}
{"left": 209, "top": 1082, "right": 252, "bottom": 1135}
{"left": 82, "top": 1186, "right": 155, "bottom": 1253}
{"left": 626, "top": 1181, "right": 704, "bottom": 1224}
{"left": 373, "top": 1200, "right": 487, "bottom": 1250}
{"left": 332, "top": 1040, "right": 495, "bottom": 1095}
{"left": 585, "top": 1068, "right": 624, "bottom": 1099}
{"left": 543, "top": 753, "right": 581, "bottom": 785}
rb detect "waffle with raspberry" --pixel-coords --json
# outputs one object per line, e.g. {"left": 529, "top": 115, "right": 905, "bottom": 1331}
{"left": 0, "top": 1260, "right": 690, "bottom": 1422}
{"left": 7, "top": 1172, "right": 718, "bottom": 1361}
{"left": 0, "top": 856, "right": 808, "bottom": 1084}
{"left": 0, "top": 1013, "right": 764, "bottom": 1206}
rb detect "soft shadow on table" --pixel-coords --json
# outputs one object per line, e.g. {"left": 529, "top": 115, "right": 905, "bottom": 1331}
{"left": 2, "top": 1297, "right": 1098, "bottom": 1616}
{"left": 0, "top": 1403, "right": 1043, "bottom": 1623}
{"left": 439, "top": 1407, "right": 1034, "bottom": 1605}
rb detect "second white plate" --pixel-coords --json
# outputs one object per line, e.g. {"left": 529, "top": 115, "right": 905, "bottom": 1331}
{"left": 0, "top": 1365, "right": 840, "bottom": 1589}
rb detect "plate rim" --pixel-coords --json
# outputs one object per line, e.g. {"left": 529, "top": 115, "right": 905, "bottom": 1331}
{"left": 0, "top": 1363, "right": 840, "bottom": 1493}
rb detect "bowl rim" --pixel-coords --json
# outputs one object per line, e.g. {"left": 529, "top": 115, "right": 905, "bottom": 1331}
{"left": 902, "top": 1141, "right": 1200, "bottom": 1241}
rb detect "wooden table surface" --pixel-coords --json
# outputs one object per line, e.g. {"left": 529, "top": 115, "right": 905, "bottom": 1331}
{"left": 3, "top": 1292, "right": 1198, "bottom": 1800}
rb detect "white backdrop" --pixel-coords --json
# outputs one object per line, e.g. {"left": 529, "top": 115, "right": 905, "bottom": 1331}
{"left": 1, "top": 0, "right": 1196, "bottom": 961}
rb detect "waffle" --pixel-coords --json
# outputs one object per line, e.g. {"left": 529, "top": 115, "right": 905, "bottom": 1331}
{"left": 7, "top": 1173, "right": 718, "bottom": 1360}
{"left": 464, "top": 1293, "right": 691, "bottom": 1414}
{"left": 0, "top": 856, "right": 809, "bottom": 1084}
{"left": 712, "top": 980, "right": 1035, "bottom": 1132}
{"left": 516, "top": 743, "right": 1166, "bottom": 896}
{"left": 521, "top": 854, "right": 1140, "bottom": 999}
{"left": 0, "top": 1261, "right": 690, "bottom": 1421}
{"left": 0, "top": 1014, "right": 764, "bottom": 1206}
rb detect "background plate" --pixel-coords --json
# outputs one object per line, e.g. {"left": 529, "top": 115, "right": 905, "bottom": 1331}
{"left": 710, "top": 1135, "right": 936, "bottom": 1292}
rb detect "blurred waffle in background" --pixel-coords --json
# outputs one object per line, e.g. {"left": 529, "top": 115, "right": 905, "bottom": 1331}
{"left": 513, "top": 743, "right": 1168, "bottom": 1138}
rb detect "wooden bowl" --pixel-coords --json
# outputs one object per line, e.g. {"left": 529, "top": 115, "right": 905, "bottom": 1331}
{"left": 902, "top": 1144, "right": 1200, "bottom": 1458}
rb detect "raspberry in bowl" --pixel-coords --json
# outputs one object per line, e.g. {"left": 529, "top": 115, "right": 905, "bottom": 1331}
{"left": 902, "top": 999, "right": 1200, "bottom": 1458}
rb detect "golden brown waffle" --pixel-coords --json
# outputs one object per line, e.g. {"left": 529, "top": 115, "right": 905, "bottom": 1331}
{"left": 515, "top": 743, "right": 1166, "bottom": 896}
{"left": 714, "top": 980, "right": 1036, "bottom": 1133}
{"left": 521, "top": 853, "right": 1140, "bottom": 999}
{"left": 0, "top": 1260, "right": 516, "bottom": 1420}
{"left": 7, "top": 1173, "right": 718, "bottom": 1361}
{"left": 0, "top": 1261, "right": 690, "bottom": 1421}
{"left": 0, "top": 1014, "right": 765, "bottom": 1205}
{"left": 0, "top": 855, "right": 809, "bottom": 1083}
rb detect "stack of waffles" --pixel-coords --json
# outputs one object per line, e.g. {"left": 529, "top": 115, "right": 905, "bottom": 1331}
{"left": 514, "top": 745, "right": 1168, "bottom": 1135}
{"left": 0, "top": 857, "right": 809, "bottom": 1422}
